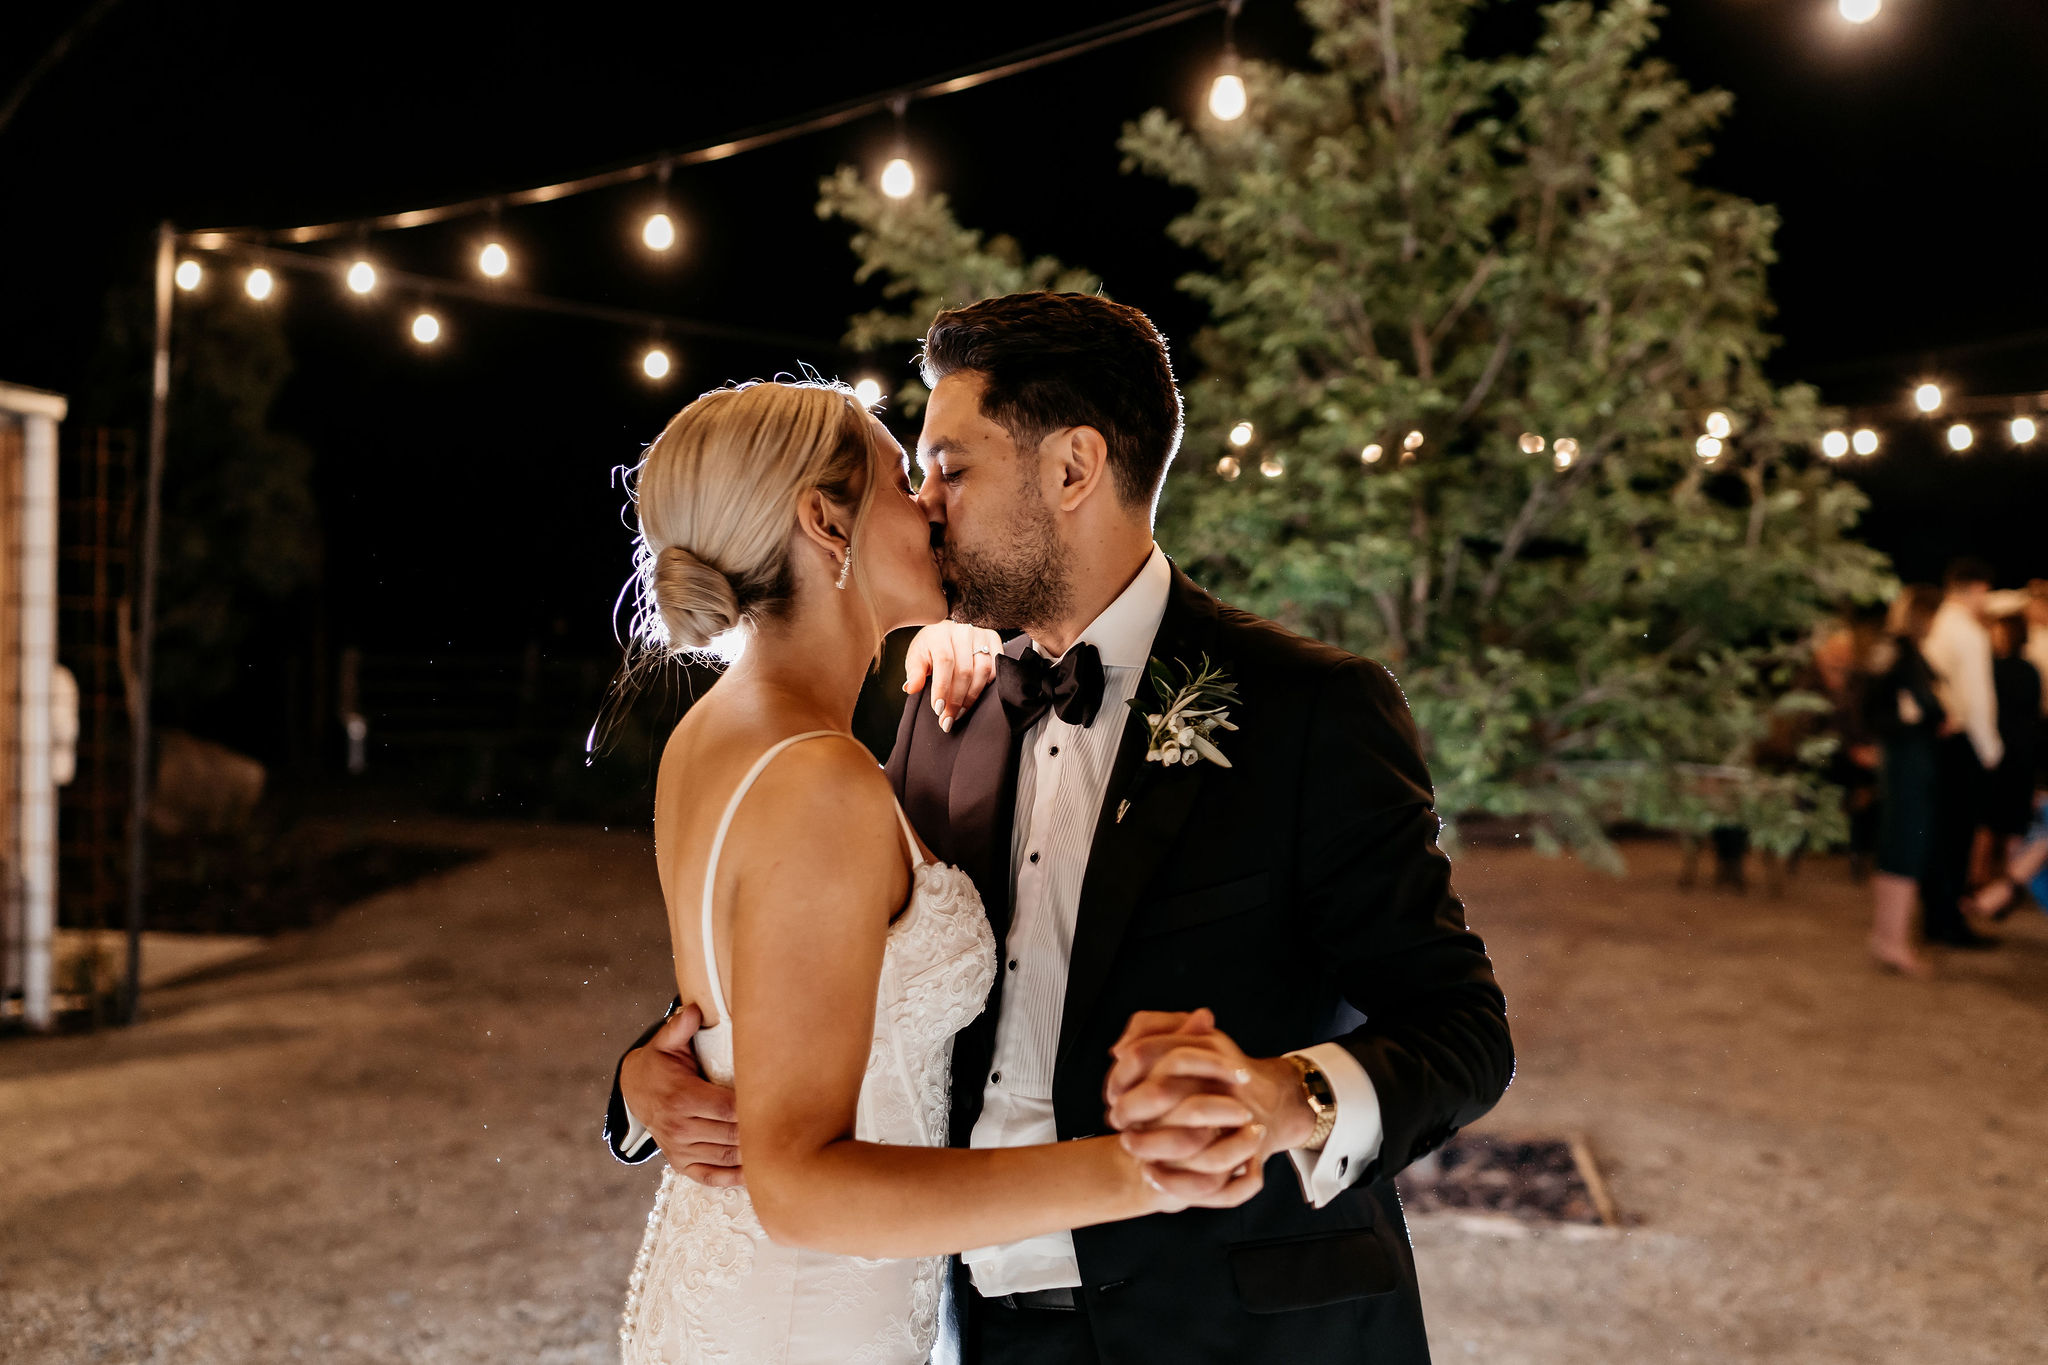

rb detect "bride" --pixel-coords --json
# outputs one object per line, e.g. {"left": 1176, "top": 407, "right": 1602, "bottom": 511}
{"left": 616, "top": 379, "right": 1261, "bottom": 1364}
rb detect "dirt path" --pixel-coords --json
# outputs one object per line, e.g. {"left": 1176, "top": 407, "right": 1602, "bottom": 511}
{"left": 3, "top": 823, "right": 2043, "bottom": 1362}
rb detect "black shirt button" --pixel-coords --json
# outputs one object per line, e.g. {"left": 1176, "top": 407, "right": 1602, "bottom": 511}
{"left": 1029, "top": 851, "right": 1040, "bottom": 864}
{"left": 991, "top": 1072, "right": 1002, "bottom": 1084}
{"left": 1008, "top": 960, "right": 1018, "bottom": 971}
{"left": 1049, "top": 745, "right": 1059, "bottom": 756}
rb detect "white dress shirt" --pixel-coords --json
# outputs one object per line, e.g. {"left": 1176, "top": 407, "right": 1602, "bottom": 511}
{"left": 961, "top": 544, "right": 1381, "bottom": 1296}
{"left": 1923, "top": 598, "right": 2003, "bottom": 769}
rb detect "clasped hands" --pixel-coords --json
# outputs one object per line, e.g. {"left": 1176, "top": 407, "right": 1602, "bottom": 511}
{"left": 1104, "top": 1007, "right": 1317, "bottom": 1210}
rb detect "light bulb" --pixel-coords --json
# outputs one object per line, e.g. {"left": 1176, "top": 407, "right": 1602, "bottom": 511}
{"left": 642, "top": 212, "right": 676, "bottom": 251}
{"left": 1554, "top": 449, "right": 1574, "bottom": 471}
{"left": 1852, "top": 428, "right": 1879, "bottom": 456}
{"left": 1229, "top": 421, "right": 1254, "bottom": 447}
{"left": 1696, "top": 434, "right": 1722, "bottom": 459}
{"left": 2011, "top": 417, "right": 2038, "bottom": 445}
{"left": 1913, "top": 382, "right": 1943, "bottom": 413}
{"left": 346, "top": 260, "right": 377, "bottom": 295}
{"left": 1821, "top": 430, "right": 1849, "bottom": 459}
{"left": 1518, "top": 432, "right": 1544, "bottom": 454}
{"left": 174, "top": 259, "right": 202, "bottom": 291}
{"left": 411, "top": 311, "right": 441, "bottom": 344}
{"left": 1360, "top": 443, "right": 1384, "bottom": 465}
{"left": 853, "top": 378, "right": 885, "bottom": 408}
{"left": 1217, "top": 455, "right": 1241, "bottom": 480}
{"left": 244, "top": 267, "right": 274, "bottom": 301}
{"left": 1705, "top": 411, "right": 1732, "bottom": 440}
{"left": 1553, "top": 437, "right": 1579, "bottom": 460}
{"left": 880, "top": 158, "right": 916, "bottom": 200}
{"left": 1208, "top": 72, "right": 1248, "bottom": 121}
{"left": 1403, "top": 430, "right": 1425, "bottom": 451}
{"left": 1947, "top": 423, "right": 1973, "bottom": 452}
{"left": 478, "top": 242, "right": 509, "bottom": 278}
{"left": 1839, "top": 0, "right": 1880, "bottom": 23}
{"left": 1258, "top": 454, "right": 1284, "bottom": 478}
{"left": 642, "top": 347, "right": 671, "bottom": 380}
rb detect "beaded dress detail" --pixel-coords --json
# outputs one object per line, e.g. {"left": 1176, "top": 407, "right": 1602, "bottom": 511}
{"left": 621, "top": 732, "right": 995, "bottom": 1365}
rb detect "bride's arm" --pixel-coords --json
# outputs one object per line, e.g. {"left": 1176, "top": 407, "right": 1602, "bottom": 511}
{"left": 724, "top": 745, "right": 1259, "bottom": 1260}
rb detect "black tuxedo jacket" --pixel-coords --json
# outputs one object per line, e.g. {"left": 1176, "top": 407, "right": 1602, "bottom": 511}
{"left": 607, "top": 564, "right": 1513, "bottom": 1363}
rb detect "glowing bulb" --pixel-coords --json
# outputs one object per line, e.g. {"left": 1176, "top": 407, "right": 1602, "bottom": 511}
{"left": 244, "top": 267, "right": 274, "bottom": 301}
{"left": 2011, "top": 417, "right": 2038, "bottom": 445}
{"left": 1553, "top": 437, "right": 1580, "bottom": 460}
{"left": 1229, "top": 421, "right": 1254, "bottom": 447}
{"left": 478, "top": 242, "right": 509, "bottom": 278}
{"left": 1554, "top": 448, "right": 1574, "bottom": 471}
{"left": 853, "top": 378, "right": 885, "bottom": 408}
{"left": 1821, "top": 430, "right": 1849, "bottom": 459}
{"left": 1360, "top": 443, "right": 1384, "bottom": 465}
{"left": 1913, "top": 383, "right": 1942, "bottom": 413}
{"left": 642, "top": 212, "right": 676, "bottom": 251}
{"left": 1696, "top": 434, "right": 1722, "bottom": 459}
{"left": 880, "top": 158, "right": 916, "bottom": 200}
{"left": 1852, "top": 428, "right": 1879, "bottom": 456}
{"left": 1208, "top": 72, "right": 1247, "bottom": 121}
{"left": 1403, "top": 430, "right": 1425, "bottom": 451}
{"left": 1947, "top": 423, "right": 1973, "bottom": 452}
{"left": 642, "top": 347, "right": 671, "bottom": 380}
{"left": 1259, "top": 454, "right": 1284, "bottom": 478}
{"left": 174, "top": 259, "right": 202, "bottom": 291}
{"left": 1217, "top": 455, "right": 1241, "bottom": 480}
{"left": 346, "top": 260, "right": 377, "bottom": 295}
{"left": 1839, "top": 0, "right": 1880, "bottom": 23}
{"left": 411, "top": 311, "right": 440, "bottom": 344}
{"left": 1705, "top": 411, "right": 1732, "bottom": 440}
{"left": 1518, "top": 432, "right": 1544, "bottom": 455}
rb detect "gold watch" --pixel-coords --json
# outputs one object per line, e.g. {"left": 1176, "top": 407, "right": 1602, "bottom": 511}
{"left": 1288, "top": 1054, "right": 1338, "bottom": 1152}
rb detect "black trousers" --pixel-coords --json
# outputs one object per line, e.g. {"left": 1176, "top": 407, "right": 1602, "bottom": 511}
{"left": 1920, "top": 735, "right": 1984, "bottom": 941}
{"left": 973, "top": 1296, "right": 1101, "bottom": 1365}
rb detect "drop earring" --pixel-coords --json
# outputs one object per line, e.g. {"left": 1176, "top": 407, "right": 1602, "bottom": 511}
{"left": 835, "top": 545, "right": 854, "bottom": 590}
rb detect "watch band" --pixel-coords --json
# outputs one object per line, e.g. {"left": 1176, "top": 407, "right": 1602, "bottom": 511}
{"left": 1289, "top": 1053, "right": 1339, "bottom": 1152}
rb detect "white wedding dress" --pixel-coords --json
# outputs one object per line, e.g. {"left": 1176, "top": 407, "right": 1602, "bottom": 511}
{"left": 621, "top": 731, "right": 996, "bottom": 1365}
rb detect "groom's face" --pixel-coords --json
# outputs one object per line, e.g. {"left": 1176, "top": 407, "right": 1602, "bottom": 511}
{"left": 916, "top": 371, "right": 1072, "bottom": 632}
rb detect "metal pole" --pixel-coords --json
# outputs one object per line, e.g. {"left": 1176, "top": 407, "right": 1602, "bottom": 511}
{"left": 125, "top": 222, "right": 172, "bottom": 1025}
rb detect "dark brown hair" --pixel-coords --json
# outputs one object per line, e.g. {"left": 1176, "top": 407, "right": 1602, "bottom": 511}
{"left": 920, "top": 292, "right": 1184, "bottom": 511}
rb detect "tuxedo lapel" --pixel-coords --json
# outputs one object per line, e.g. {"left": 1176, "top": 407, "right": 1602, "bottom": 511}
{"left": 1055, "top": 567, "right": 1222, "bottom": 1074}
{"left": 946, "top": 634, "right": 1031, "bottom": 940}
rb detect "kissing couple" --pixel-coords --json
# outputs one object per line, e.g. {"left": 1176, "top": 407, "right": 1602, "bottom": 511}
{"left": 602, "top": 292, "right": 1513, "bottom": 1363}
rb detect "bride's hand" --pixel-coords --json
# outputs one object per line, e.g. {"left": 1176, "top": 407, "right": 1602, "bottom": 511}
{"left": 1107, "top": 1009, "right": 1269, "bottom": 1211}
{"left": 903, "top": 622, "right": 1004, "bottom": 733}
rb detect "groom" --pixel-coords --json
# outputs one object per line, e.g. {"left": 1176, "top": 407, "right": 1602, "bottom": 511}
{"left": 608, "top": 292, "right": 1513, "bottom": 1362}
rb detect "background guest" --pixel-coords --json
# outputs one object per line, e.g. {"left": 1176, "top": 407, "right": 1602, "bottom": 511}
{"left": 1863, "top": 587, "right": 1946, "bottom": 977}
{"left": 1918, "top": 559, "right": 2001, "bottom": 948}
{"left": 1966, "top": 614, "right": 2043, "bottom": 924}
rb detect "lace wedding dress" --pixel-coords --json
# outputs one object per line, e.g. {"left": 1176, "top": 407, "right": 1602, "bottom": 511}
{"left": 621, "top": 731, "right": 996, "bottom": 1365}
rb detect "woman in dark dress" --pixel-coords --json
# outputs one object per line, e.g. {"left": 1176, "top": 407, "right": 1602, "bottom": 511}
{"left": 1863, "top": 586, "right": 1946, "bottom": 976}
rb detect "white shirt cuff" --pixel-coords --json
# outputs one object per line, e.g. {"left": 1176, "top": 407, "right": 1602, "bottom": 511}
{"left": 619, "top": 1100, "right": 657, "bottom": 1162}
{"left": 1284, "top": 1042, "right": 1382, "bottom": 1209}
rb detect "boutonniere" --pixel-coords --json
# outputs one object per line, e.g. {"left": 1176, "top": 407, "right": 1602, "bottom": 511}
{"left": 1135, "top": 653, "right": 1238, "bottom": 768}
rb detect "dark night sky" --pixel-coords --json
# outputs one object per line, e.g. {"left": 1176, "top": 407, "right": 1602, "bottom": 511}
{"left": 3, "top": 0, "right": 2045, "bottom": 683}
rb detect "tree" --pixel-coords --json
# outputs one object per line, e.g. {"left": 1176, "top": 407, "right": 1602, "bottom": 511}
{"left": 823, "top": 0, "right": 1893, "bottom": 863}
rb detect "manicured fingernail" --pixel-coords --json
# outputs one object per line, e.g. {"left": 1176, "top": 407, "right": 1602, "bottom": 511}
{"left": 1142, "top": 1170, "right": 1165, "bottom": 1193}
{"left": 902, "top": 681, "right": 913, "bottom": 692}
{"left": 939, "top": 714, "right": 953, "bottom": 733}
{"left": 1234, "top": 1068, "right": 1252, "bottom": 1085}
{"left": 931, "top": 695, "right": 944, "bottom": 716}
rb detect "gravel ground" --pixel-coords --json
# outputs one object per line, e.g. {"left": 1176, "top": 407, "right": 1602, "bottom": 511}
{"left": 2, "top": 820, "right": 2043, "bottom": 1362}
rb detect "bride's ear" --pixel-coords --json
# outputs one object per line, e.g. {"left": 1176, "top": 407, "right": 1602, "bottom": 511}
{"left": 1051, "top": 425, "right": 1111, "bottom": 513}
{"left": 794, "top": 487, "right": 851, "bottom": 562}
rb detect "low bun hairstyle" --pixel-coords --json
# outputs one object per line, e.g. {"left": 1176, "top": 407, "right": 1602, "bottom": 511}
{"left": 627, "top": 379, "right": 885, "bottom": 659}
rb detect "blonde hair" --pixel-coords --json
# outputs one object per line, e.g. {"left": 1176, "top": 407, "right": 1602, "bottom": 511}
{"left": 627, "top": 379, "right": 886, "bottom": 659}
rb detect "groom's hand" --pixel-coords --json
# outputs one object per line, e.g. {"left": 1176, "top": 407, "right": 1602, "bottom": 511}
{"left": 619, "top": 1005, "right": 744, "bottom": 1188}
{"left": 903, "top": 623, "right": 1003, "bottom": 732}
{"left": 1106, "top": 1009, "right": 1317, "bottom": 1179}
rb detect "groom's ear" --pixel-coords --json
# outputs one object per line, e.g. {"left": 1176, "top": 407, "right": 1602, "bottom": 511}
{"left": 1051, "top": 425, "right": 1112, "bottom": 513}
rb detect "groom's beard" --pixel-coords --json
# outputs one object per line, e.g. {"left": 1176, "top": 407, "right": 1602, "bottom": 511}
{"left": 941, "top": 496, "right": 1071, "bottom": 634}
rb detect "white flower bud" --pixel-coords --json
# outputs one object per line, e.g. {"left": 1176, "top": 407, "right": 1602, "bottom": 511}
{"left": 1160, "top": 743, "right": 1183, "bottom": 765}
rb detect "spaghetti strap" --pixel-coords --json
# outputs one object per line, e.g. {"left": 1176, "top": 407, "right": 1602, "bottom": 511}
{"left": 698, "top": 730, "right": 925, "bottom": 1027}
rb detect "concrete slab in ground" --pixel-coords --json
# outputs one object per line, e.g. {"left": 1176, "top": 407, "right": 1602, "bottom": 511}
{"left": 1, "top": 821, "right": 2042, "bottom": 1362}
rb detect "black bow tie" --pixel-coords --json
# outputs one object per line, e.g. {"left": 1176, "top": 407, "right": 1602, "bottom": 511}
{"left": 998, "top": 642, "right": 1106, "bottom": 730}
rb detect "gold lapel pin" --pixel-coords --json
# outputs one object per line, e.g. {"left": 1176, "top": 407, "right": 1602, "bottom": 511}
{"left": 1116, "top": 799, "right": 1131, "bottom": 824}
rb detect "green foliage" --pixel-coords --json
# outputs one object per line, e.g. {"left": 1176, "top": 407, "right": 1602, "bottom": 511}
{"left": 818, "top": 165, "right": 1098, "bottom": 411}
{"left": 81, "top": 276, "right": 323, "bottom": 705}
{"left": 819, "top": 0, "right": 1896, "bottom": 861}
